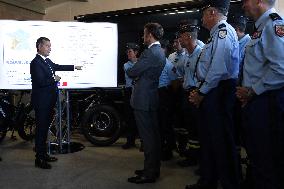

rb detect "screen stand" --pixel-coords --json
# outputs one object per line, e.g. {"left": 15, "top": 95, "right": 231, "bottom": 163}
{"left": 48, "top": 89, "right": 84, "bottom": 154}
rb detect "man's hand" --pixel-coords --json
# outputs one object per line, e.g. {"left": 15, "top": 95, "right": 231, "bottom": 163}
{"left": 75, "top": 66, "right": 83, "bottom": 70}
{"left": 236, "top": 87, "right": 255, "bottom": 107}
{"left": 54, "top": 75, "right": 61, "bottom": 82}
{"left": 189, "top": 90, "right": 204, "bottom": 108}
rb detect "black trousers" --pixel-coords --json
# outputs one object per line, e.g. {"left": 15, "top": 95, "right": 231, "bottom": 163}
{"left": 242, "top": 88, "right": 284, "bottom": 189}
{"left": 34, "top": 91, "right": 57, "bottom": 159}
{"left": 198, "top": 79, "right": 240, "bottom": 189}
{"left": 181, "top": 88, "right": 200, "bottom": 148}
{"left": 158, "top": 86, "right": 175, "bottom": 151}
{"left": 123, "top": 88, "right": 137, "bottom": 143}
{"left": 134, "top": 110, "right": 161, "bottom": 177}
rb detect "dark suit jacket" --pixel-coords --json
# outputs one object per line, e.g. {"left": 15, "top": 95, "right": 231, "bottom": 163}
{"left": 126, "top": 44, "right": 166, "bottom": 111}
{"left": 30, "top": 54, "right": 74, "bottom": 110}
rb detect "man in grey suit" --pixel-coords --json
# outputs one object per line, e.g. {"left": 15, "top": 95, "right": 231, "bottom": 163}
{"left": 127, "top": 22, "right": 166, "bottom": 184}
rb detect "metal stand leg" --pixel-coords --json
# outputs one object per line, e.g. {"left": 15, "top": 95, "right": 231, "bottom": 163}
{"left": 57, "top": 89, "right": 63, "bottom": 153}
{"left": 47, "top": 89, "right": 84, "bottom": 154}
{"left": 66, "top": 90, "right": 71, "bottom": 153}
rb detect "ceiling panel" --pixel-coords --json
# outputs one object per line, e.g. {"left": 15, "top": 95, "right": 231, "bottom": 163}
{"left": 0, "top": 0, "right": 88, "bottom": 14}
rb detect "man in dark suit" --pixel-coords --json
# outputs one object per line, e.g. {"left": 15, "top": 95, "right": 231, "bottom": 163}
{"left": 126, "top": 23, "right": 166, "bottom": 184}
{"left": 30, "top": 37, "right": 82, "bottom": 169}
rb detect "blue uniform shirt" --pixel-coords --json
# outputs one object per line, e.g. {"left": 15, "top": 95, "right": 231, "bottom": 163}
{"left": 168, "top": 50, "right": 186, "bottom": 65}
{"left": 197, "top": 20, "right": 239, "bottom": 94}
{"left": 197, "top": 40, "right": 205, "bottom": 48}
{"left": 238, "top": 34, "right": 251, "bottom": 81}
{"left": 176, "top": 45, "right": 203, "bottom": 89}
{"left": 124, "top": 61, "right": 135, "bottom": 88}
{"left": 159, "top": 58, "right": 177, "bottom": 88}
{"left": 242, "top": 8, "right": 284, "bottom": 95}
{"left": 239, "top": 34, "right": 251, "bottom": 65}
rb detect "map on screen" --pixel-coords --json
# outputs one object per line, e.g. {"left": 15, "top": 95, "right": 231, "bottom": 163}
{"left": 0, "top": 20, "right": 118, "bottom": 89}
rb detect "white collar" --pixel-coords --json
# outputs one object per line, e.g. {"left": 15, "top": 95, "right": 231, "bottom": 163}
{"left": 38, "top": 53, "right": 47, "bottom": 61}
{"left": 148, "top": 41, "right": 160, "bottom": 48}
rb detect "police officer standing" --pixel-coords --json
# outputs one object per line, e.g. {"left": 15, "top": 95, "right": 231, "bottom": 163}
{"left": 176, "top": 19, "right": 203, "bottom": 167}
{"left": 230, "top": 14, "right": 252, "bottom": 186}
{"left": 189, "top": 0, "right": 240, "bottom": 188}
{"left": 158, "top": 39, "right": 178, "bottom": 160}
{"left": 237, "top": 0, "right": 284, "bottom": 189}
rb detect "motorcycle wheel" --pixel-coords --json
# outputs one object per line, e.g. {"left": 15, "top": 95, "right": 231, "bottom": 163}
{"left": 82, "top": 104, "right": 121, "bottom": 146}
{"left": 18, "top": 103, "right": 36, "bottom": 141}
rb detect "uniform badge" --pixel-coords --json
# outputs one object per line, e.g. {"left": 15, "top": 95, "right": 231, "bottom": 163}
{"left": 275, "top": 25, "right": 284, "bottom": 37}
{"left": 218, "top": 30, "right": 227, "bottom": 39}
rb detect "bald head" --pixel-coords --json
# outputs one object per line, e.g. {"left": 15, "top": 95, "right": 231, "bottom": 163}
{"left": 243, "top": 0, "right": 276, "bottom": 21}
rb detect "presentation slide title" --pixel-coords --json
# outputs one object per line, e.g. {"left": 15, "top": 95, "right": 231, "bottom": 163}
{"left": 0, "top": 20, "right": 118, "bottom": 89}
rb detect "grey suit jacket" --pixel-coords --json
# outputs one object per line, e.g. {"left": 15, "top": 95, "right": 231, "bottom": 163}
{"left": 126, "top": 44, "right": 166, "bottom": 111}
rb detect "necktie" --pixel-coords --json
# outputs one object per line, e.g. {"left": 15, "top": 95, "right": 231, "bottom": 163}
{"left": 45, "top": 58, "right": 56, "bottom": 81}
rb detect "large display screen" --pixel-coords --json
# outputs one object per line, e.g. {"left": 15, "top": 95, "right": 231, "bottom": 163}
{"left": 0, "top": 20, "right": 118, "bottom": 89}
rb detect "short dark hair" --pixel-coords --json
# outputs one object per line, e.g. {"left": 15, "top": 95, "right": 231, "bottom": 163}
{"left": 36, "top": 37, "right": 50, "bottom": 51}
{"left": 230, "top": 15, "right": 248, "bottom": 33}
{"left": 232, "top": 23, "right": 246, "bottom": 33}
{"left": 144, "top": 23, "right": 164, "bottom": 40}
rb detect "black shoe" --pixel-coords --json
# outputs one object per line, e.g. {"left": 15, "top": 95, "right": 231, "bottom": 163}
{"left": 177, "top": 158, "right": 198, "bottom": 167}
{"left": 122, "top": 142, "right": 135, "bottom": 149}
{"left": 44, "top": 154, "right": 58, "bottom": 162}
{"left": 134, "top": 169, "right": 160, "bottom": 178}
{"left": 35, "top": 158, "right": 51, "bottom": 169}
{"left": 128, "top": 175, "right": 156, "bottom": 184}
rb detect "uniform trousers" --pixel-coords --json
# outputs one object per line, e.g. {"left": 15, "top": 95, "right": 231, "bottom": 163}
{"left": 242, "top": 87, "right": 284, "bottom": 189}
{"left": 123, "top": 87, "right": 137, "bottom": 143}
{"left": 198, "top": 79, "right": 240, "bottom": 189}
{"left": 158, "top": 86, "right": 176, "bottom": 151}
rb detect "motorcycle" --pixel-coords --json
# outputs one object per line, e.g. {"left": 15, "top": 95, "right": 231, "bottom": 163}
{"left": 49, "top": 88, "right": 122, "bottom": 147}
{"left": 0, "top": 90, "right": 35, "bottom": 142}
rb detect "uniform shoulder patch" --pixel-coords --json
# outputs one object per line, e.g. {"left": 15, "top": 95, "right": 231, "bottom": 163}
{"left": 269, "top": 13, "right": 283, "bottom": 21}
{"left": 218, "top": 29, "right": 227, "bottom": 39}
{"left": 275, "top": 25, "right": 284, "bottom": 37}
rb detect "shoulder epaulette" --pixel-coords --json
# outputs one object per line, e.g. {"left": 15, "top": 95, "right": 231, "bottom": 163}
{"left": 218, "top": 23, "right": 226, "bottom": 29}
{"left": 269, "top": 13, "right": 283, "bottom": 21}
